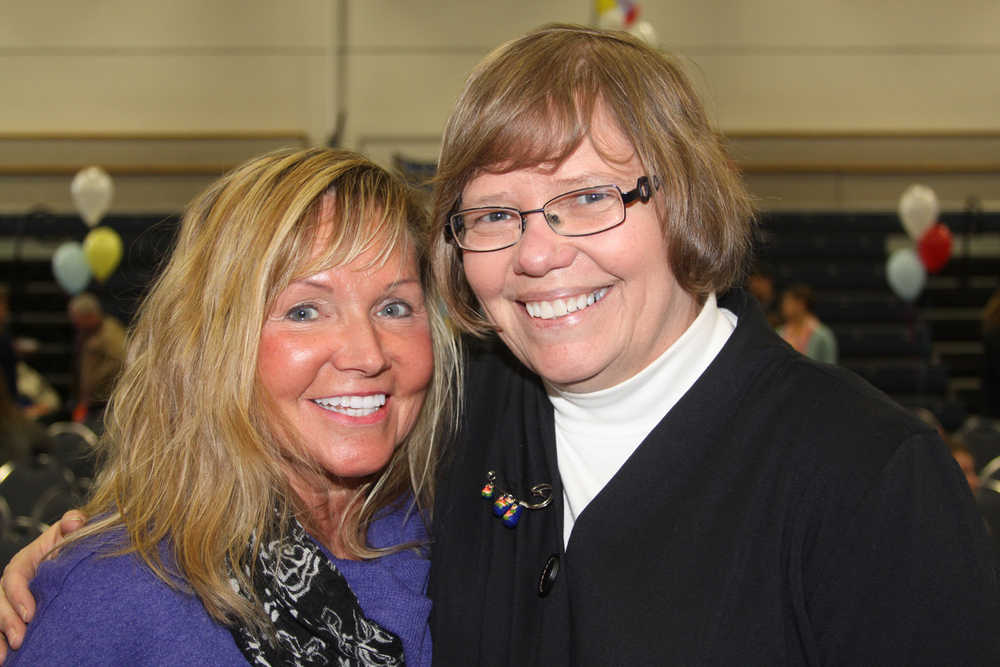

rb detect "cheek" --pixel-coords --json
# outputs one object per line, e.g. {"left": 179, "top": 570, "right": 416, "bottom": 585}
{"left": 620, "top": 220, "right": 669, "bottom": 275}
{"left": 461, "top": 253, "right": 505, "bottom": 302}
{"left": 257, "top": 330, "right": 324, "bottom": 399}
{"left": 402, "top": 327, "right": 435, "bottom": 395}
{"left": 388, "top": 325, "right": 435, "bottom": 437}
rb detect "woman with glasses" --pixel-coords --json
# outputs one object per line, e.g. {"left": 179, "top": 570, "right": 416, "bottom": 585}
{"left": 1, "top": 24, "right": 998, "bottom": 667}
{"left": 426, "top": 24, "right": 997, "bottom": 665}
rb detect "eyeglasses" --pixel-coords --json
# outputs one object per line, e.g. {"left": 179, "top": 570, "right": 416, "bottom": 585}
{"left": 445, "top": 176, "right": 657, "bottom": 252}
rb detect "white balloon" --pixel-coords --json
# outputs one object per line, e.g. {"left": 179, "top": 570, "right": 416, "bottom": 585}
{"left": 897, "top": 184, "right": 938, "bottom": 240}
{"left": 71, "top": 166, "right": 114, "bottom": 227}
{"left": 886, "top": 247, "right": 926, "bottom": 302}
{"left": 628, "top": 20, "right": 659, "bottom": 47}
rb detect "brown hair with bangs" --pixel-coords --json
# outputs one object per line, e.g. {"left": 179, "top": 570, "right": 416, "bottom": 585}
{"left": 431, "top": 23, "right": 756, "bottom": 334}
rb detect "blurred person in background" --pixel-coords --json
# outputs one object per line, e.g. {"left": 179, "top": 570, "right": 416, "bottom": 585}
{"left": 983, "top": 287, "right": 1000, "bottom": 418}
{"left": 0, "top": 289, "right": 61, "bottom": 421}
{"left": 14, "top": 363, "right": 59, "bottom": 422}
{"left": 0, "top": 287, "right": 18, "bottom": 402}
{"left": 778, "top": 283, "right": 838, "bottom": 364}
{"left": 66, "top": 293, "right": 125, "bottom": 424}
{"left": 949, "top": 437, "right": 980, "bottom": 495}
{"left": 746, "top": 261, "right": 781, "bottom": 328}
{"left": 0, "top": 379, "right": 49, "bottom": 465}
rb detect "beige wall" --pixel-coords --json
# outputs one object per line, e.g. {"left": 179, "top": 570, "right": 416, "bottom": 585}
{"left": 0, "top": 1, "right": 335, "bottom": 137}
{"left": 651, "top": 0, "right": 1000, "bottom": 132}
{"left": 1, "top": 1, "right": 998, "bottom": 213}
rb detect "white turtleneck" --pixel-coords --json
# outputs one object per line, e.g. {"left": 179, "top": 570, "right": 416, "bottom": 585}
{"left": 546, "top": 293, "right": 737, "bottom": 547}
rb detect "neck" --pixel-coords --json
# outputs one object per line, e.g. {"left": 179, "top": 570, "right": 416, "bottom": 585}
{"left": 285, "top": 467, "right": 368, "bottom": 559}
{"left": 787, "top": 313, "right": 810, "bottom": 328}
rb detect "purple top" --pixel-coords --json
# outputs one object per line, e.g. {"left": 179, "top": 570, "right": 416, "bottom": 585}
{"left": 9, "top": 503, "right": 432, "bottom": 666}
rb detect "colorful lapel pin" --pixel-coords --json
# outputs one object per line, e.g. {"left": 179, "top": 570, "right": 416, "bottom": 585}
{"left": 481, "top": 470, "right": 552, "bottom": 528}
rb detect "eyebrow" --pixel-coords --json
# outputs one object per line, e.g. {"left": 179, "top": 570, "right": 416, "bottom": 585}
{"left": 549, "top": 172, "right": 621, "bottom": 189}
{"left": 384, "top": 277, "right": 422, "bottom": 291}
{"left": 294, "top": 275, "right": 421, "bottom": 292}
{"left": 465, "top": 172, "right": 625, "bottom": 207}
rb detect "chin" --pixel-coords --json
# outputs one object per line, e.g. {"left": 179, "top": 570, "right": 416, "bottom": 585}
{"left": 325, "top": 463, "right": 389, "bottom": 482}
{"left": 535, "top": 364, "right": 602, "bottom": 392}
{"left": 326, "top": 453, "right": 398, "bottom": 481}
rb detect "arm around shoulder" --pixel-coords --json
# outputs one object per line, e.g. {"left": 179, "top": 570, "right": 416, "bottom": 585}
{"left": 7, "top": 542, "right": 245, "bottom": 666}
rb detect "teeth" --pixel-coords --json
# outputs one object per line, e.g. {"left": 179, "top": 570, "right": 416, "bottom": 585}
{"left": 313, "top": 394, "right": 386, "bottom": 416}
{"left": 525, "top": 288, "right": 608, "bottom": 320}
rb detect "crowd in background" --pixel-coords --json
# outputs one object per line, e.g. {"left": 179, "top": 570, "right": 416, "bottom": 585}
{"left": 745, "top": 265, "right": 838, "bottom": 364}
{"left": 0, "top": 258, "right": 996, "bottom": 562}
{"left": 746, "top": 263, "right": 1000, "bottom": 556}
{"left": 0, "top": 286, "right": 124, "bottom": 462}
{"left": 0, "top": 263, "right": 997, "bottom": 486}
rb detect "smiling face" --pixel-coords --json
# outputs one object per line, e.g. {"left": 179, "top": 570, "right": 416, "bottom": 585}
{"left": 460, "top": 114, "right": 700, "bottom": 393}
{"left": 257, "top": 239, "right": 433, "bottom": 483}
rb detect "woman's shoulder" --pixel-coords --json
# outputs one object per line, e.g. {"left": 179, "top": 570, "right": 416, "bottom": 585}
{"left": 10, "top": 529, "right": 246, "bottom": 666}
{"left": 728, "top": 325, "right": 932, "bottom": 467}
{"left": 32, "top": 528, "right": 180, "bottom": 605}
{"left": 812, "top": 320, "right": 836, "bottom": 341}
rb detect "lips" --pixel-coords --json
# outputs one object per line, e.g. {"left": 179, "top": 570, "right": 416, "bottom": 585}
{"left": 523, "top": 287, "right": 609, "bottom": 320}
{"left": 312, "top": 393, "right": 386, "bottom": 417}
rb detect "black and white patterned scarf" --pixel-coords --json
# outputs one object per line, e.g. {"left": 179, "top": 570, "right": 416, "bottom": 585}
{"left": 228, "top": 516, "right": 405, "bottom": 666}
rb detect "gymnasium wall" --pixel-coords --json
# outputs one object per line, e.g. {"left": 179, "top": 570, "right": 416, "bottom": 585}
{"left": 1, "top": 1, "right": 998, "bottom": 213}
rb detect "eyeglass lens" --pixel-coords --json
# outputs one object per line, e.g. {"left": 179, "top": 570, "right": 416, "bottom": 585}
{"left": 452, "top": 185, "right": 625, "bottom": 251}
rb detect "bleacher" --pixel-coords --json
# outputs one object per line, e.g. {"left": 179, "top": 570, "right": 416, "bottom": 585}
{"left": 0, "top": 213, "right": 179, "bottom": 398}
{"left": 0, "top": 422, "right": 96, "bottom": 566}
{"left": 0, "top": 208, "right": 997, "bottom": 424}
{"left": 757, "top": 211, "right": 1000, "bottom": 423}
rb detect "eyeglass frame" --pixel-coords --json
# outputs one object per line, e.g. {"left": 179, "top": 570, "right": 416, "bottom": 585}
{"left": 444, "top": 175, "right": 659, "bottom": 252}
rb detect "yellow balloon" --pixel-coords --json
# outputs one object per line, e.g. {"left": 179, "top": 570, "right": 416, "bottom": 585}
{"left": 83, "top": 226, "right": 123, "bottom": 283}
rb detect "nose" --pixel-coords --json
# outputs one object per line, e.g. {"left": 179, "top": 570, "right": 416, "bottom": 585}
{"left": 512, "top": 211, "right": 576, "bottom": 277}
{"left": 331, "top": 317, "right": 390, "bottom": 376}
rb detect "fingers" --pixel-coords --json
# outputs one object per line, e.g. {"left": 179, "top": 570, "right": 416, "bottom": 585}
{"left": 0, "top": 509, "right": 86, "bottom": 653}
{"left": 55, "top": 511, "right": 86, "bottom": 543}
{"left": 0, "top": 565, "right": 27, "bottom": 652}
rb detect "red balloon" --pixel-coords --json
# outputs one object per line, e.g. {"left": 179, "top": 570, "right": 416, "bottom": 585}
{"left": 917, "top": 223, "right": 953, "bottom": 273}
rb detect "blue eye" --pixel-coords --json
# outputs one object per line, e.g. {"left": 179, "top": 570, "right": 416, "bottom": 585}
{"left": 474, "top": 209, "right": 515, "bottom": 225}
{"left": 577, "top": 190, "right": 609, "bottom": 205}
{"left": 286, "top": 305, "right": 319, "bottom": 322}
{"left": 379, "top": 301, "right": 413, "bottom": 318}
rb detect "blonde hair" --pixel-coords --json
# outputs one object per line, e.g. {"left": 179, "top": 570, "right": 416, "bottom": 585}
{"left": 70, "top": 148, "right": 461, "bottom": 632}
{"left": 431, "top": 23, "right": 755, "bottom": 334}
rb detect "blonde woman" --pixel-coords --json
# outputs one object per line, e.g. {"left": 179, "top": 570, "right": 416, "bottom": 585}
{"left": 3, "top": 148, "right": 458, "bottom": 665}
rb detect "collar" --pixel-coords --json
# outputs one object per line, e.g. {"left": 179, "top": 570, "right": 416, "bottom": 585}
{"left": 545, "top": 292, "right": 737, "bottom": 436}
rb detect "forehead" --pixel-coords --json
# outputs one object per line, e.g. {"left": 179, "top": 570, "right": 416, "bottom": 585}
{"left": 316, "top": 233, "right": 416, "bottom": 273}
{"left": 301, "top": 195, "right": 409, "bottom": 270}
{"left": 462, "top": 113, "right": 640, "bottom": 203}
{"left": 292, "top": 244, "right": 419, "bottom": 296}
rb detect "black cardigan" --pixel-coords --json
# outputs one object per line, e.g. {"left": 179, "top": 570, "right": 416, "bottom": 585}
{"left": 429, "top": 290, "right": 1000, "bottom": 666}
